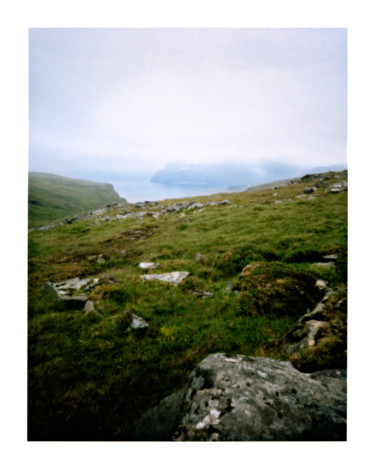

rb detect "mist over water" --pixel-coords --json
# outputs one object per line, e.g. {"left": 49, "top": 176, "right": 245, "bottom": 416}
{"left": 113, "top": 179, "right": 228, "bottom": 203}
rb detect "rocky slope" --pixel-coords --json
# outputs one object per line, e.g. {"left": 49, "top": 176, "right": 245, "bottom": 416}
{"left": 28, "top": 170, "right": 347, "bottom": 441}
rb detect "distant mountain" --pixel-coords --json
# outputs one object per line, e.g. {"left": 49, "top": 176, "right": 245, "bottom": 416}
{"left": 151, "top": 162, "right": 347, "bottom": 190}
{"left": 28, "top": 172, "right": 126, "bottom": 228}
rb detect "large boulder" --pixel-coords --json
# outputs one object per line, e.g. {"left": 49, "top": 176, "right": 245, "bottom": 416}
{"left": 135, "top": 353, "right": 346, "bottom": 441}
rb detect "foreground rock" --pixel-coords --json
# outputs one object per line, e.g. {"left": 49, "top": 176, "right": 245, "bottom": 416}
{"left": 135, "top": 353, "right": 346, "bottom": 441}
{"left": 141, "top": 271, "right": 190, "bottom": 285}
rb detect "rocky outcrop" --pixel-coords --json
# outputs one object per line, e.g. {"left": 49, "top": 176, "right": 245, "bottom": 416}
{"left": 275, "top": 284, "right": 347, "bottom": 372}
{"left": 135, "top": 353, "right": 346, "bottom": 441}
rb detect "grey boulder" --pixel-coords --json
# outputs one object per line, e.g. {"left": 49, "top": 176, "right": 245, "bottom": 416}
{"left": 135, "top": 353, "right": 346, "bottom": 441}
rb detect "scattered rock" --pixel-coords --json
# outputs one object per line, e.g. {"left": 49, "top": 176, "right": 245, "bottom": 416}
{"left": 141, "top": 271, "right": 190, "bottom": 285}
{"left": 192, "top": 290, "right": 214, "bottom": 299}
{"left": 304, "top": 186, "right": 317, "bottom": 194}
{"left": 315, "top": 279, "right": 328, "bottom": 290}
{"left": 323, "top": 254, "right": 338, "bottom": 261}
{"left": 130, "top": 314, "right": 149, "bottom": 330}
{"left": 187, "top": 202, "right": 204, "bottom": 211}
{"left": 121, "top": 311, "right": 149, "bottom": 331}
{"left": 224, "top": 283, "right": 234, "bottom": 292}
{"left": 59, "top": 294, "right": 89, "bottom": 309}
{"left": 194, "top": 253, "right": 202, "bottom": 262}
{"left": 315, "top": 179, "right": 327, "bottom": 188}
{"left": 83, "top": 300, "right": 101, "bottom": 316}
{"left": 139, "top": 262, "right": 160, "bottom": 270}
{"left": 135, "top": 353, "right": 346, "bottom": 441}
{"left": 312, "top": 262, "right": 335, "bottom": 268}
{"left": 330, "top": 181, "right": 348, "bottom": 193}
{"left": 44, "top": 277, "right": 93, "bottom": 296}
{"left": 272, "top": 286, "right": 347, "bottom": 372}
{"left": 99, "top": 273, "right": 118, "bottom": 283}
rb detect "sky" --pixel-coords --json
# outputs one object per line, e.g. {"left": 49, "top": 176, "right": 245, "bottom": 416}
{"left": 29, "top": 28, "right": 347, "bottom": 184}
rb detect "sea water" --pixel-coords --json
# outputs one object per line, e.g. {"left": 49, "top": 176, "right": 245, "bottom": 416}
{"left": 112, "top": 178, "right": 228, "bottom": 203}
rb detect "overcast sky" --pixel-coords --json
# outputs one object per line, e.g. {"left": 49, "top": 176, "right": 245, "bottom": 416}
{"left": 29, "top": 28, "right": 347, "bottom": 180}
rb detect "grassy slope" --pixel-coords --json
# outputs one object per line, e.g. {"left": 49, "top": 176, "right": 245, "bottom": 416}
{"left": 28, "top": 172, "right": 347, "bottom": 440}
{"left": 28, "top": 172, "right": 125, "bottom": 228}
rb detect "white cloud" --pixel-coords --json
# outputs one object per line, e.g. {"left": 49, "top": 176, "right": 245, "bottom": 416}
{"left": 29, "top": 28, "right": 347, "bottom": 175}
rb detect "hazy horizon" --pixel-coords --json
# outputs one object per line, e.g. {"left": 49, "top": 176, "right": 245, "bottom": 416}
{"left": 29, "top": 28, "right": 347, "bottom": 197}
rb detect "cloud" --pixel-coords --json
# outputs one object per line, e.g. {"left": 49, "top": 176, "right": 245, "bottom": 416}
{"left": 29, "top": 28, "right": 347, "bottom": 176}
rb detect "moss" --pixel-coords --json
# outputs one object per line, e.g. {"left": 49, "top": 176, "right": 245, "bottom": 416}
{"left": 236, "top": 262, "right": 322, "bottom": 317}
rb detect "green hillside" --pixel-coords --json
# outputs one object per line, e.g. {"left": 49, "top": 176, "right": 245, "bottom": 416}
{"left": 28, "top": 172, "right": 126, "bottom": 228}
{"left": 28, "top": 170, "right": 347, "bottom": 440}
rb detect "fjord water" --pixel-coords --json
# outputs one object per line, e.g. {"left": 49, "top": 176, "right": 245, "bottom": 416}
{"left": 113, "top": 178, "right": 228, "bottom": 203}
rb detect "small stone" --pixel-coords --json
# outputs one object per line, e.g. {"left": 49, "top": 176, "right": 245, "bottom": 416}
{"left": 139, "top": 262, "right": 160, "bottom": 269}
{"left": 59, "top": 294, "right": 89, "bottom": 309}
{"left": 316, "top": 279, "right": 328, "bottom": 290}
{"left": 312, "top": 262, "right": 335, "bottom": 268}
{"left": 192, "top": 290, "right": 214, "bottom": 299}
{"left": 323, "top": 254, "right": 338, "bottom": 261}
{"left": 304, "top": 187, "right": 317, "bottom": 194}
{"left": 83, "top": 300, "right": 98, "bottom": 315}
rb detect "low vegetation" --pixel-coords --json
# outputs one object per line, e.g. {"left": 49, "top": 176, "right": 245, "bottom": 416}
{"left": 28, "top": 171, "right": 347, "bottom": 440}
{"left": 28, "top": 172, "right": 125, "bottom": 228}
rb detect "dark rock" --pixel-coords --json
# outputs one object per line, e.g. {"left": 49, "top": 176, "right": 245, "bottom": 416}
{"left": 135, "top": 353, "right": 346, "bottom": 441}
{"left": 135, "top": 389, "right": 187, "bottom": 441}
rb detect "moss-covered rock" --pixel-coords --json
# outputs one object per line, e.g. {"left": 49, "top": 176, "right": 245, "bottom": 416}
{"left": 236, "top": 262, "right": 322, "bottom": 318}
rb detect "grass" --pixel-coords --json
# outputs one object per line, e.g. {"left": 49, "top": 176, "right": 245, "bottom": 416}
{"left": 28, "top": 171, "right": 347, "bottom": 440}
{"left": 28, "top": 172, "right": 126, "bottom": 228}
